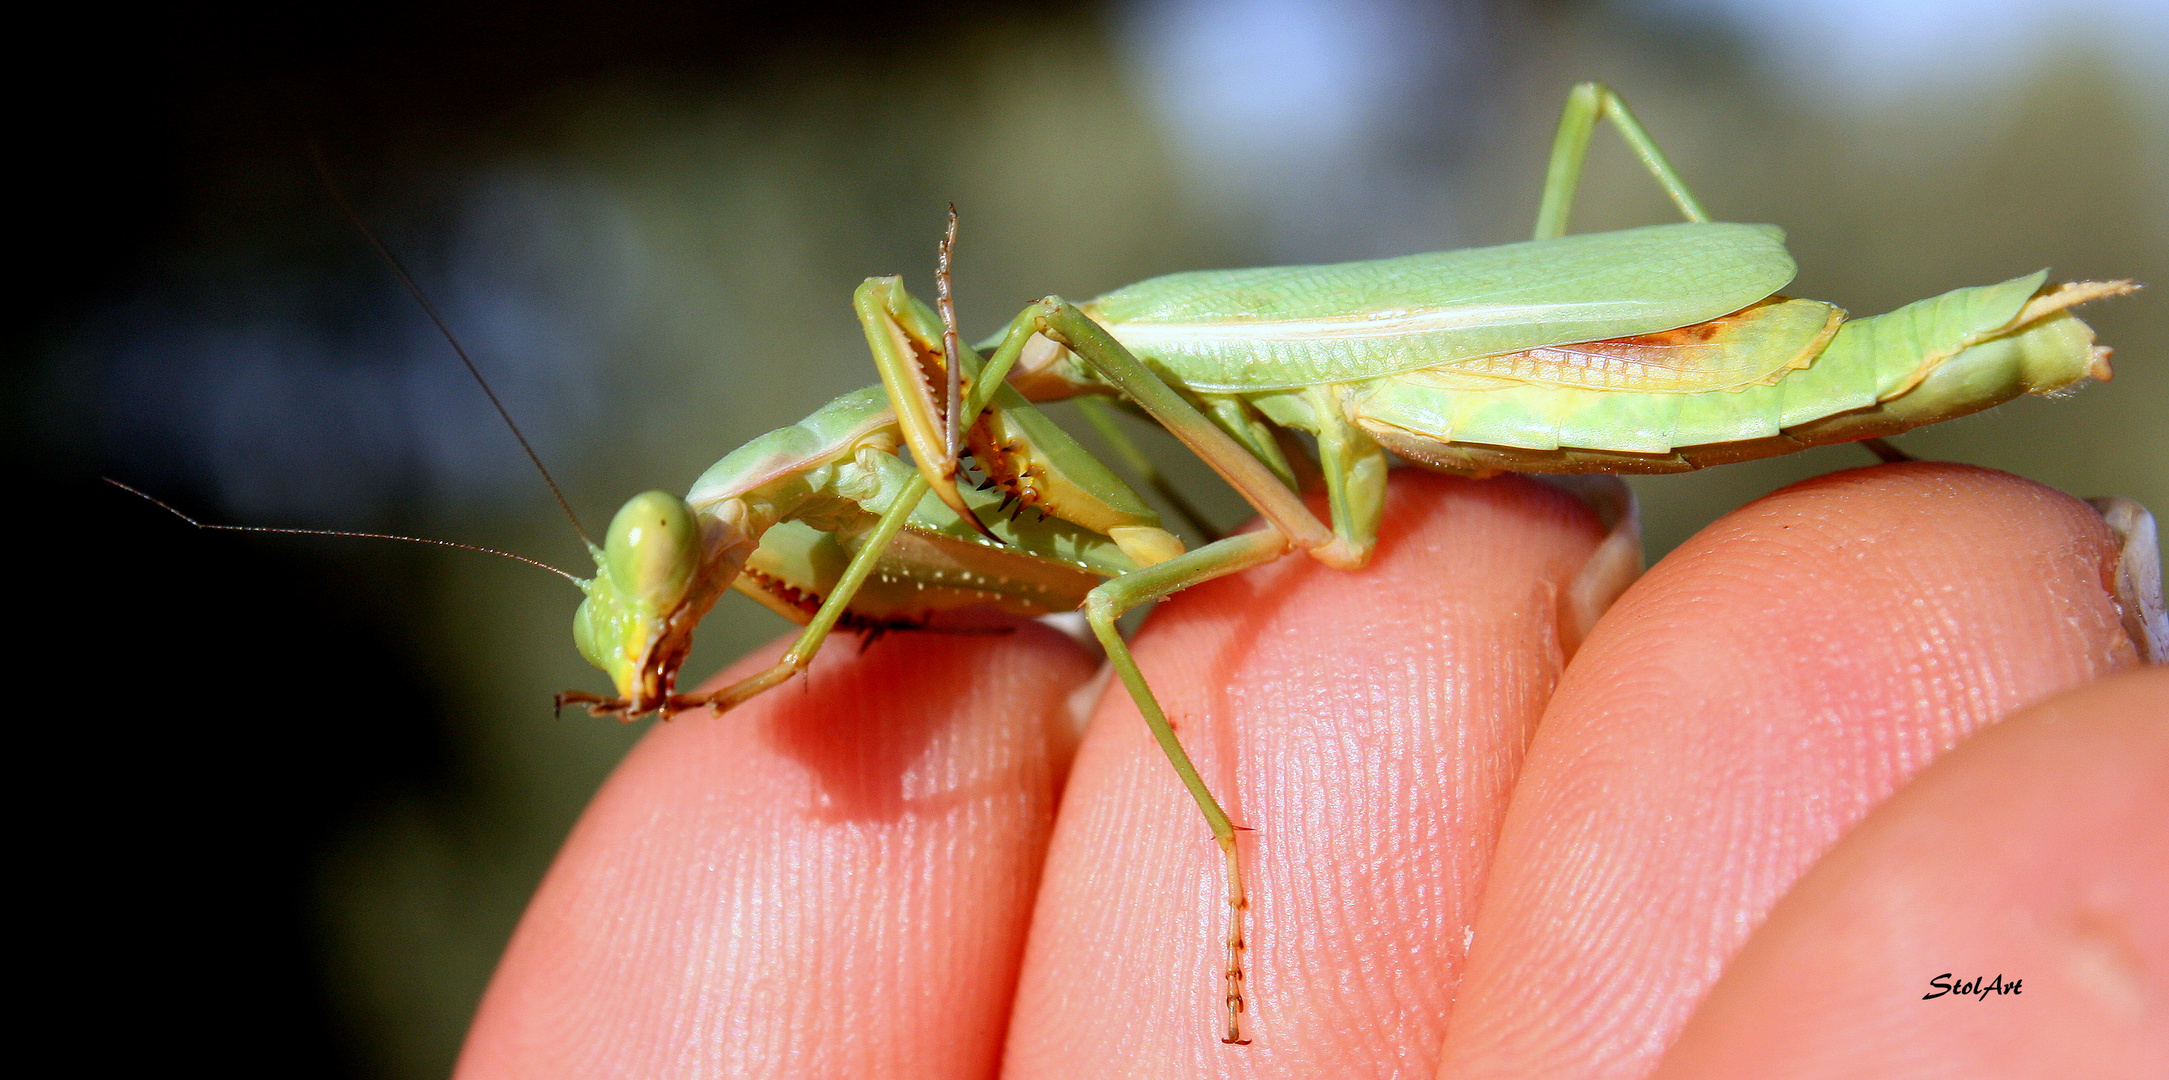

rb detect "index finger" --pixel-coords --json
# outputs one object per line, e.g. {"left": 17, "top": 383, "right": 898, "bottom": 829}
{"left": 456, "top": 620, "right": 1096, "bottom": 1078}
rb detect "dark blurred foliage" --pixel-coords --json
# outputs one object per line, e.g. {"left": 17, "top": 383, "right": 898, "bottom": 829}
{"left": 20, "top": 1, "right": 1050, "bottom": 342}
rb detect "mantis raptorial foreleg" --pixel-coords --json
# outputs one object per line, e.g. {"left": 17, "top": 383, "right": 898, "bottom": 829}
{"left": 677, "top": 473, "right": 933, "bottom": 714}
{"left": 1081, "top": 527, "right": 1292, "bottom": 1046}
{"left": 860, "top": 279, "right": 1005, "bottom": 542}
{"left": 1535, "top": 81, "right": 1711, "bottom": 240}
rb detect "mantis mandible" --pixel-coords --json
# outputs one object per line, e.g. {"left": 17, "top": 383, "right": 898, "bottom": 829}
{"left": 548, "top": 82, "right": 2133, "bottom": 1044}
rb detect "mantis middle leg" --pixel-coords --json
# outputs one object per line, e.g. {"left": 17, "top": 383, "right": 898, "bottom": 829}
{"left": 1084, "top": 526, "right": 1291, "bottom": 1045}
{"left": 974, "top": 300, "right": 1352, "bottom": 565}
{"left": 1073, "top": 395, "right": 1226, "bottom": 542}
{"left": 854, "top": 252, "right": 1358, "bottom": 1037}
{"left": 976, "top": 300, "right": 1388, "bottom": 1043}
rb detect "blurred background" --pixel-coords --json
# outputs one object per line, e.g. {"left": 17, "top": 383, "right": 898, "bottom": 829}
{"left": 25, "top": 0, "right": 2163, "bottom": 1075}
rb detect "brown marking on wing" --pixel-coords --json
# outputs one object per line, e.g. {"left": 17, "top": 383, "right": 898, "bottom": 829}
{"left": 1616, "top": 313, "right": 1731, "bottom": 345}
{"left": 1417, "top": 297, "right": 1846, "bottom": 395}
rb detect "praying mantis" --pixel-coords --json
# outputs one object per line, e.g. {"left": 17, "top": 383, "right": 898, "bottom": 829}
{"left": 542, "top": 82, "right": 2134, "bottom": 1045}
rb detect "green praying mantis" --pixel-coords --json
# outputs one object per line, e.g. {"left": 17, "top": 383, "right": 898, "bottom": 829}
{"left": 544, "top": 82, "right": 2134, "bottom": 1044}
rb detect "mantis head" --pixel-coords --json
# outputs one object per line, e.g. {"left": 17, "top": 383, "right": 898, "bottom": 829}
{"left": 570, "top": 490, "right": 743, "bottom": 718}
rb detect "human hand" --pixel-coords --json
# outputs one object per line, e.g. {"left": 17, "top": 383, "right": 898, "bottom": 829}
{"left": 455, "top": 465, "right": 2166, "bottom": 1078}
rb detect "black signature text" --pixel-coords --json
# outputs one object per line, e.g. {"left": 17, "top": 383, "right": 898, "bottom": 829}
{"left": 1923, "top": 973, "right": 2022, "bottom": 1000}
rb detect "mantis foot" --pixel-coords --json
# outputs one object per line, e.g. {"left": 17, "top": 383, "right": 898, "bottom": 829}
{"left": 669, "top": 658, "right": 808, "bottom": 717}
{"left": 553, "top": 689, "right": 631, "bottom": 721}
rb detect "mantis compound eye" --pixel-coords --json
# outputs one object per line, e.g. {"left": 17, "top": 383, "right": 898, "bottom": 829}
{"left": 604, "top": 490, "right": 703, "bottom": 610}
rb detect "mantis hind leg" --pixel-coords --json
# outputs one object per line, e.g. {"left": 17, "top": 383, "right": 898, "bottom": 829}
{"left": 1082, "top": 527, "right": 1292, "bottom": 1045}
{"left": 1534, "top": 81, "right": 1711, "bottom": 240}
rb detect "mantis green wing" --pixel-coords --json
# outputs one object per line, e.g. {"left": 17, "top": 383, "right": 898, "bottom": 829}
{"left": 1079, "top": 221, "right": 1795, "bottom": 391}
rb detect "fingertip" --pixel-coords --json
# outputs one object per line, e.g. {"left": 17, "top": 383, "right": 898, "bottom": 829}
{"left": 1004, "top": 472, "right": 1615, "bottom": 1077}
{"left": 1438, "top": 463, "right": 2140, "bottom": 1080}
{"left": 1598, "top": 462, "right": 2137, "bottom": 686}
{"left": 1654, "top": 667, "right": 2169, "bottom": 1078}
{"left": 456, "top": 619, "right": 1094, "bottom": 1079}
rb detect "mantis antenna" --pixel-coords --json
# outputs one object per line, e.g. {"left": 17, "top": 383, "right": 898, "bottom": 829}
{"left": 114, "top": 149, "right": 603, "bottom": 586}
{"left": 308, "top": 143, "right": 595, "bottom": 548}
{"left": 107, "top": 478, "right": 584, "bottom": 585}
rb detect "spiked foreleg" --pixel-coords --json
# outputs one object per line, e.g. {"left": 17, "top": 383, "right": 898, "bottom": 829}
{"left": 675, "top": 475, "right": 931, "bottom": 716}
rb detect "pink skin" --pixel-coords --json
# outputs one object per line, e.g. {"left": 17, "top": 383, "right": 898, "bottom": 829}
{"left": 1648, "top": 668, "right": 2169, "bottom": 1079}
{"left": 457, "top": 465, "right": 2160, "bottom": 1079}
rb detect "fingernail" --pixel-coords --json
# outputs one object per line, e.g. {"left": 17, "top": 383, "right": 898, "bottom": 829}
{"left": 2086, "top": 497, "right": 2166, "bottom": 666}
{"left": 1538, "top": 475, "right": 1644, "bottom": 657}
